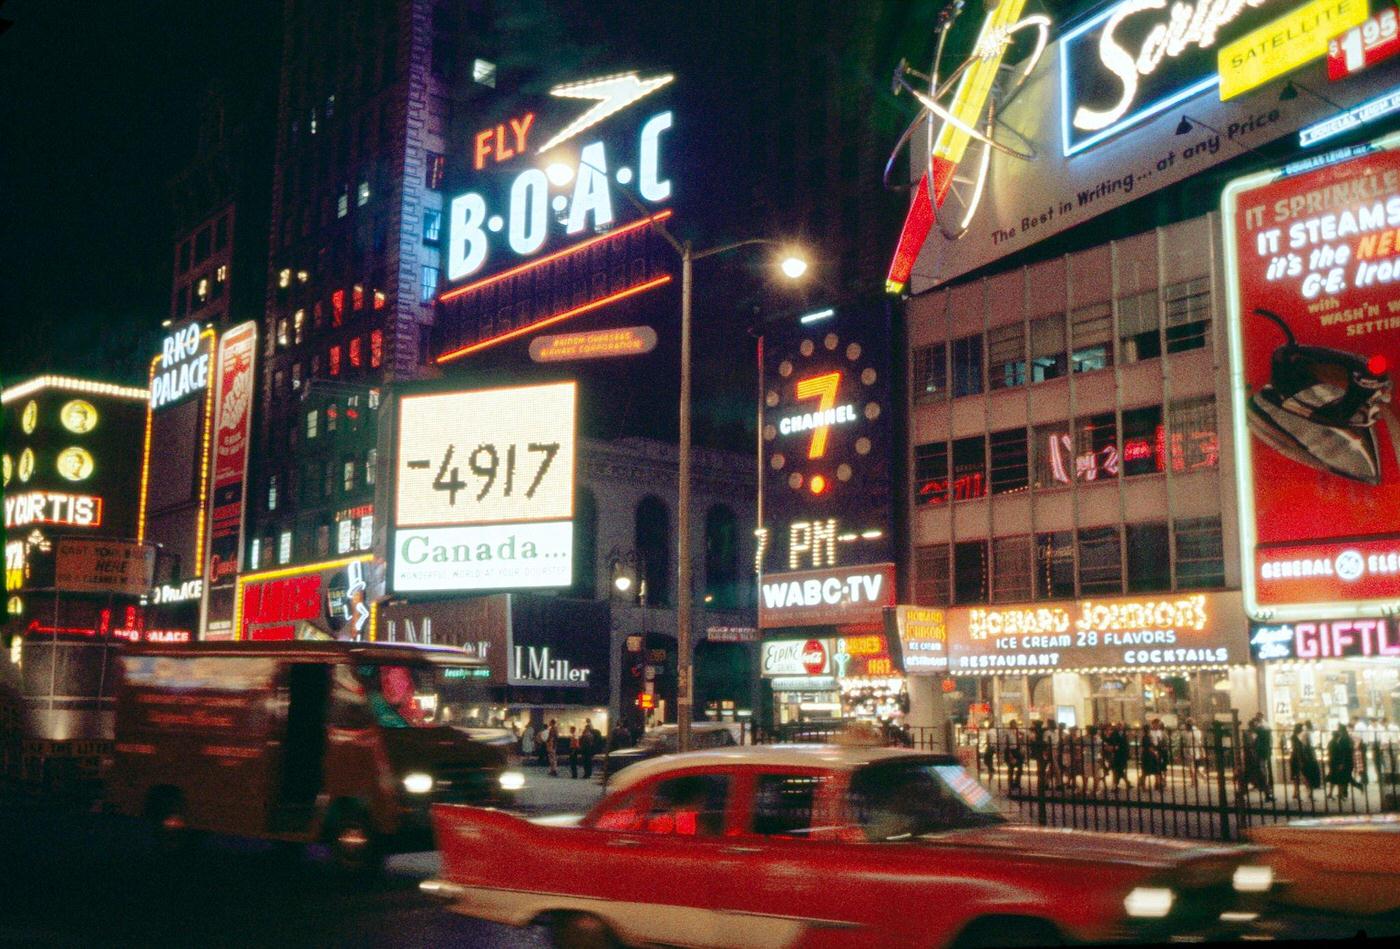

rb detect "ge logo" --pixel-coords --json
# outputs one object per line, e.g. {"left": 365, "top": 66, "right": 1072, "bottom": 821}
{"left": 1335, "top": 550, "right": 1365, "bottom": 582}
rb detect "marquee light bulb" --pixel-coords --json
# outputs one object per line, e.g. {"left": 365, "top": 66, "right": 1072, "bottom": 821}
{"left": 780, "top": 255, "right": 809, "bottom": 280}
{"left": 810, "top": 474, "right": 827, "bottom": 494}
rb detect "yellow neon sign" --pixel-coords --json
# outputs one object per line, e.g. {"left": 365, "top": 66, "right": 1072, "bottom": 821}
{"left": 1218, "top": 0, "right": 1368, "bottom": 101}
{"left": 793, "top": 372, "right": 842, "bottom": 459}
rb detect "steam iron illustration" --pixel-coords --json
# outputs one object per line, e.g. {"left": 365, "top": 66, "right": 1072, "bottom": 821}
{"left": 1247, "top": 308, "right": 1400, "bottom": 485}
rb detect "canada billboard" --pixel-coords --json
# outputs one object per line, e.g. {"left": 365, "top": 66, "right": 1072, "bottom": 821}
{"left": 1224, "top": 133, "right": 1400, "bottom": 620}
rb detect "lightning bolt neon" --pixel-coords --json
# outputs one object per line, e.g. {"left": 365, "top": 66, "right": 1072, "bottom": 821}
{"left": 887, "top": 0, "right": 1028, "bottom": 294}
{"left": 536, "top": 71, "right": 675, "bottom": 153}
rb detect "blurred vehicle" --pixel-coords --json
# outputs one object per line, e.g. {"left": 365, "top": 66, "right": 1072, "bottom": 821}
{"left": 106, "top": 641, "right": 520, "bottom": 873}
{"left": 600, "top": 722, "right": 744, "bottom": 785}
{"left": 426, "top": 745, "right": 1273, "bottom": 947}
{"left": 1247, "top": 814, "right": 1400, "bottom": 914}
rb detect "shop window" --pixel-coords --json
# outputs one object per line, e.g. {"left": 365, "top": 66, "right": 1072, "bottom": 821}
{"left": 1118, "top": 291, "right": 1161, "bottom": 363}
{"left": 1175, "top": 516, "right": 1224, "bottom": 589}
{"left": 954, "top": 540, "right": 989, "bottom": 604}
{"left": 1030, "top": 314, "right": 1067, "bottom": 382}
{"left": 1032, "top": 421, "right": 1073, "bottom": 489}
{"left": 914, "top": 544, "right": 950, "bottom": 606}
{"left": 1126, "top": 522, "right": 1171, "bottom": 593}
{"left": 1070, "top": 303, "right": 1113, "bottom": 373}
{"left": 1073, "top": 412, "right": 1119, "bottom": 482}
{"left": 1121, "top": 405, "right": 1165, "bottom": 477}
{"left": 1168, "top": 397, "right": 1219, "bottom": 472}
{"left": 1077, "top": 526, "right": 1123, "bottom": 596}
{"left": 1164, "top": 276, "right": 1211, "bottom": 353}
{"left": 1035, "top": 531, "right": 1075, "bottom": 599}
{"left": 914, "top": 441, "right": 949, "bottom": 507}
{"left": 987, "top": 323, "right": 1026, "bottom": 389}
{"left": 993, "top": 535, "right": 1033, "bottom": 603}
{"left": 950, "top": 334, "right": 983, "bottom": 397}
{"left": 752, "top": 774, "right": 818, "bottom": 837}
{"left": 989, "top": 428, "right": 1028, "bottom": 495}
{"left": 912, "top": 343, "right": 947, "bottom": 402}
{"left": 951, "top": 435, "right": 987, "bottom": 502}
{"left": 423, "top": 208, "right": 442, "bottom": 243}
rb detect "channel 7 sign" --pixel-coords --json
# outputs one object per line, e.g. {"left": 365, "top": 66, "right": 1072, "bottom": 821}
{"left": 759, "top": 301, "right": 894, "bottom": 575}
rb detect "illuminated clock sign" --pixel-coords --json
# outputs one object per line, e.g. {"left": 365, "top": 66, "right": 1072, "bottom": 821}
{"left": 445, "top": 71, "right": 674, "bottom": 285}
{"left": 1060, "top": 0, "right": 1293, "bottom": 156}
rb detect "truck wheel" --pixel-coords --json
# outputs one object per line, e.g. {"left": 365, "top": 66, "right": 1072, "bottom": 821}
{"left": 549, "top": 912, "right": 620, "bottom": 949}
{"left": 328, "top": 808, "right": 382, "bottom": 880}
{"left": 952, "top": 917, "right": 1062, "bottom": 949}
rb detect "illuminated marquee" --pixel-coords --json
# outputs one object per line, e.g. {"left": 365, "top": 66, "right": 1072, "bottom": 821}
{"left": 4, "top": 491, "right": 103, "bottom": 529}
{"left": 1250, "top": 617, "right": 1400, "bottom": 660}
{"left": 150, "top": 323, "right": 213, "bottom": 409}
{"left": 234, "top": 555, "right": 373, "bottom": 642}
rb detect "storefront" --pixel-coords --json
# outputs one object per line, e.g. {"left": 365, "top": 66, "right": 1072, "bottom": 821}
{"left": 945, "top": 591, "right": 1256, "bottom": 728}
{"left": 1252, "top": 618, "right": 1400, "bottom": 733}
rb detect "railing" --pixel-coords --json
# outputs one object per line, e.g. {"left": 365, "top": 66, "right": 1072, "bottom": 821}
{"left": 749, "top": 719, "right": 1400, "bottom": 840}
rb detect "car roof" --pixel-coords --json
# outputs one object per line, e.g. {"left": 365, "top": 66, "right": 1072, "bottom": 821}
{"left": 606, "top": 744, "right": 955, "bottom": 795}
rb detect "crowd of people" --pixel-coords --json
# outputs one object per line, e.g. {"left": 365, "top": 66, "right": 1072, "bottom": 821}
{"left": 506, "top": 718, "right": 636, "bottom": 779}
{"left": 969, "top": 715, "right": 1400, "bottom": 802}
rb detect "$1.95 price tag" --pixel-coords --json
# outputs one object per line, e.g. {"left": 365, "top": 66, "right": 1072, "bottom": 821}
{"left": 395, "top": 382, "right": 575, "bottom": 527}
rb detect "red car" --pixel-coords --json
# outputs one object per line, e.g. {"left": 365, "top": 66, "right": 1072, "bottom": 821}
{"left": 427, "top": 745, "right": 1273, "bottom": 948}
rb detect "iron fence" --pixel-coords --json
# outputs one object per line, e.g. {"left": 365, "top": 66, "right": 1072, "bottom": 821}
{"left": 749, "top": 720, "right": 1400, "bottom": 841}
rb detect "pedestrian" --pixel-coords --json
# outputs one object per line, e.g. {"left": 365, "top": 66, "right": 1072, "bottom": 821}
{"left": 1150, "top": 718, "right": 1169, "bottom": 786}
{"left": 1138, "top": 724, "right": 1164, "bottom": 792}
{"left": 1106, "top": 723, "right": 1130, "bottom": 793}
{"left": 1353, "top": 720, "right": 1370, "bottom": 790}
{"left": 1290, "top": 722, "right": 1321, "bottom": 802}
{"left": 1328, "top": 723, "right": 1358, "bottom": 799}
{"left": 980, "top": 719, "right": 997, "bottom": 778}
{"left": 546, "top": 719, "right": 560, "bottom": 777}
{"left": 1065, "top": 726, "right": 1086, "bottom": 793}
{"left": 581, "top": 719, "right": 600, "bottom": 779}
{"left": 520, "top": 721, "right": 536, "bottom": 761}
{"left": 1003, "top": 720, "right": 1025, "bottom": 792}
{"left": 1086, "top": 725, "right": 1106, "bottom": 795}
{"left": 1245, "top": 714, "right": 1275, "bottom": 801}
{"left": 567, "top": 726, "right": 580, "bottom": 779}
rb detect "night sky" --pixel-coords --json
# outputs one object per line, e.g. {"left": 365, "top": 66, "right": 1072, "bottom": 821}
{"left": 0, "top": 0, "right": 280, "bottom": 385}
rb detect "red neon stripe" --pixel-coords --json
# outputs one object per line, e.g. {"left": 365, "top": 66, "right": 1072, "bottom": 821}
{"left": 887, "top": 173, "right": 934, "bottom": 291}
{"left": 437, "top": 209, "right": 675, "bottom": 304}
{"left": 436, "top": 275, "right": 672, "bottom": 364}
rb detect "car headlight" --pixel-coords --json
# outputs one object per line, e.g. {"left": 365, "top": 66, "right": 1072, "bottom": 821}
{"left": 402, "top": 772, "right": 434, "bottom": 794}
{"left": 498, "top": 770, "right": 525, "bottom": 791}
{"left": 1124, "top": 886, "right": 1175, "bottom": 918}
{"left": 1233, "top": 864, "right": 1273, "bottom": 893}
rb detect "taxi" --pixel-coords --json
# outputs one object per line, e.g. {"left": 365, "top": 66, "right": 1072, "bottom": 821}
{"left": 426, "top": 744, "right": 1273, "bottom": 948}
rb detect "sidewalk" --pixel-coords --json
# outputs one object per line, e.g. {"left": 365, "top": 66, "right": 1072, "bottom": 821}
{"left": 510, "top": 762, "right": 604, "bottom": 816}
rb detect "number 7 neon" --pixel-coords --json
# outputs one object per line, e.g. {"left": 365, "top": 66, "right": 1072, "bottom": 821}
{"left": 795, "top": 371, "right": 842, "bottom": 459}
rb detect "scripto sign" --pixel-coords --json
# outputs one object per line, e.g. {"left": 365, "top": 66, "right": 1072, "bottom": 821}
{"left": 395, "top": 382, "right": 575, "bottom": 528}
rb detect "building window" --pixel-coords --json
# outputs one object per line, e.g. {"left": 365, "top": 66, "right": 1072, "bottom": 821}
{"left": 992, "top": 535, "right": 1033, "bottom": 603}
{"left": 326, "top": 405, "right": 338, "bottom": 432}
{"left": 215, "top": 214, "right": 229, "bottom": 250}
{"left": 343, "top": 459, "right": 356, "bottom": 493}
{"left": 426, "top": 151, "right": 446, "bottom": 190}
{"left": 337, "top": 519, "right": 354, "bottom": 555}
{"left": 178, "top": 241, "right": 191, "bottom": 273}
{"left": 291, "top": 362, "right": 303, "bottom": 391}
{"left": 1070, "top": 302, "right": 1113, "bottom": 373}
{"left": 913, "top": 440, "right": 948, "bottom": 507}
{"left": 1164, "top": 276, "right": 1211, "bottom": 353}
{"left": 914, "top": 544, "right": 950, "bottom": 606}
{"left": 1074, "top": 412, "right": 1119, "bottom": 482}
{"left": 349, "top": 336, "right": 363, "bottom": 368}
{"left": 987, "top": 323, "right": 1026, "bottom": 389}
{"left": 951, "top": 435, "right": 987, "bottom": 502}
{"left": 353, "top": 284, "right": 365, "bottom": 311}
{"left": 1175, "top": 516, "right": 1225, "bottom": 589}
{"left": 194, "top": 227, "right": 211, "bottom": 263}
{"left": 423, "top": 208, "right": 442, "bottom": 243}
{"left": 950, "top": 334, "right": 983, "bottom": 397}
{"left": 332, "top": 289, "right": 345, "bottom": 324}
{"left": 337, "top": 187, "right": 349, "bottom": 218}
{"left": 306, "top": 410, "right": 318, "bottom": 439}
{"left": 365, "top": 448, "right": 377, "bottom": 486}
{"left": 953, "top": 540, "right": 989, "bottom": 605}
{"left": 472, "top": 58, "right": 497, "bottom": 87}
{"left": 316, "top": 524, "right": 330, "bottom": 558}
{"left": 357, "top": 180, "right": 371, "bottom": 206}
{"left": 989, "top": 428, "right": 1028, "bottom": 495}
{"left": 267, "top": 474, "right": 279, "bottom": 512}
{"left": 273, "top": 370, "right": 286, "bottom": 397}
{"left": 1121, "top": 404, "right": 1165, "bottom": 477}
{"left": 370, "top": 330, "right": 384, "bottom": 368}
{"left": 1036, "top": 531, "right": 1075, "bottom": 599}
{"left": 1168, "top": 397, "right": 1219, "bottom": 472}
{"left": 278, "top": 531, "right": 292, "bottom": 565}
{"left": 421, "top": 265, "right": 440, "bottom": 302}
{"left": 912, "top": 343, "right": 947, "bottom": 401}
{"left": 1029, "top": 314, "right": 1067, "bottom": 382}
{"left": 1032, "top": 420, "right": 1072, "bottom": 488}
{"left": 358, "top": 515, "right": 373, "bottom": 551}
{"left": 195, "top": 277, "right": 210, "bottom": 304}
{"left": 330, "top": 345, "right": 342, "bottom": 376}
{"left": 249, "top": 538, "right": 261, "bottom": 571}
{"left": 1126, "top": 522, "right": 1171, "bottom": 593}
{"left": 278, "top": 267, "right": 292, "bottom": 290}
{"left": 1118, "top": 290, "right": 1161, "bottom": 363}
{"left": 323, "top": 461, "right": 335, "bottom": 499}
{"left": 373, "top": 289, "right": 386, "bottom": 310}
{"left": 293, "top": 309, "right": 305, "bottom": 345}
{"left": 1077, "top": 526, "right": 1123, "bottom": 595}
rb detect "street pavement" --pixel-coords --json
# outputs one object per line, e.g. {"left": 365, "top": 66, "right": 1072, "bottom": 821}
{"left": 2, "top": 762, "right": 1397, "bottom": 947}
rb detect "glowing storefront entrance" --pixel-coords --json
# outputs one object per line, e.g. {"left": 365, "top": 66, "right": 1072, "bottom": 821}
{"left": 1251, "top": 618, "right": 1400, "bottom": 732}
{"left": 945, "top": 591, "right": 1256, "bottom": 727}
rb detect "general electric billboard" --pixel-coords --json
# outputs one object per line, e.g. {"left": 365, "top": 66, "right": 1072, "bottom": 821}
{"left": 1224, "top": 132, "right": 1400, "bottom": 621}
{"left": 392, "top": 381, "right": 576, "bottom": 592}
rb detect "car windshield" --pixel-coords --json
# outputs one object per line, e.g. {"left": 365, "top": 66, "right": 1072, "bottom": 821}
{"left": 353, "top": 662, "right": 493, "bottom": 729}
{"left": 849, "top": 759, "right": 1011, "bottom": 841}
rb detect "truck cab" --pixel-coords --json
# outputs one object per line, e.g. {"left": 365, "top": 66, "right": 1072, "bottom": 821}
{"left": 106, "top": 641, "right": 518, "bottom": 870}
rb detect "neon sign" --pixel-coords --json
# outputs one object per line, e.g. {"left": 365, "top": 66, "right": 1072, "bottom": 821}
{"left": 4, "top": 491, "right": 103, "bottom": 529}
{"left": 150, "top": 323, "right": 213, "bottom": 410}
{"left": 1251, "top": 618, "right": 1400, "bottom": 660}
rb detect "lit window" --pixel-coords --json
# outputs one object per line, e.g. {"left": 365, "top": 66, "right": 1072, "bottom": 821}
{"left": 368, "top": 388, "right": 380, "bottom": 410}
{"left": 353, "top": 284, "right": 364, "bottom": 310}
{"left": 357, "top": 181, "right": 370, "bottom": 206}
{"left": 473, "top": 58, "right": 496, "bottom": 87}
{"left": 330, "top": 345, "right": 342, "bottom": 376}
{"left": 423, "top": 209, "right": 442, "bottom": 243}
{"left": 278, "top": 531, "right": 292, "bottom": 565}
{"left": 306, "top": 410, "right": 319, "bottom": 439}
{"left": 278, "top": 268, "right": 291, "bottom": 289}
{"left": 358, "top": 514, "right": 373, "bottom": 550}
{"left": 249, "top": 538, "right": 261, "bottom": 570}
{"left": 316, "top": 524, "right": 330, "bottom": 558}
{"left": 349, "top": 337, "right": 363, "bottom": 367}
{"left": 365, "top": 449, "right": 377, "bottom": 486}
{"left": 276, "top": 319, "right": 289, "bottom": 348}
{"left": 327, "top": 405, "right": 338, "bottom": 432}
{"left": 196, "top": 278, "right": 210, "bottom": 302}
{"left": 293, "top": 309, "right": 306, "bottom": 345}
{"left": 267, "top": 475, "right": 279, "bottom": 512}
{"left": 343, "top": 460, "right": 356, "bottom": 493}
{"left": 216, "top": 264, "right": 228, "bottom": 283}
{"left": 332, "top": 289, "right": 345, "bottom": 324}
{"left": 373, "top": 290, "right": 386, "bottom": 310}
{"left": 325, "top": 93, "right": 335, "bottom": 119}
{"left": 291, "top": 363, "right": 303, "bottom": 391}
{"left": 426, "top": 152, "right": 446, "bottom": 190}
{"left": 420, "top": 265, "right": 440, "bottom": 303}
{"left": 338, "top": 519, "right": 354, "bottom": 555}
{"left": 313, "top": 301, "right": 324, "bottom": 327}
{"left": 337, "top": 189, "right": 349, "bottom": 218}
{"left": 297, "top": 269, "right": 309, "bottom": 284}
{"left": 309, "top": 106, "right": 318, "bottom": 136}
{"left": 370, "top": 330, "right": 384, "bottom": 368}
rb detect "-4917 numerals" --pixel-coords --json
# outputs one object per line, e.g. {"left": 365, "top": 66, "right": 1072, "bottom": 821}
{"left": 408, "top": 441, "right": 560, "bottom": 505}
